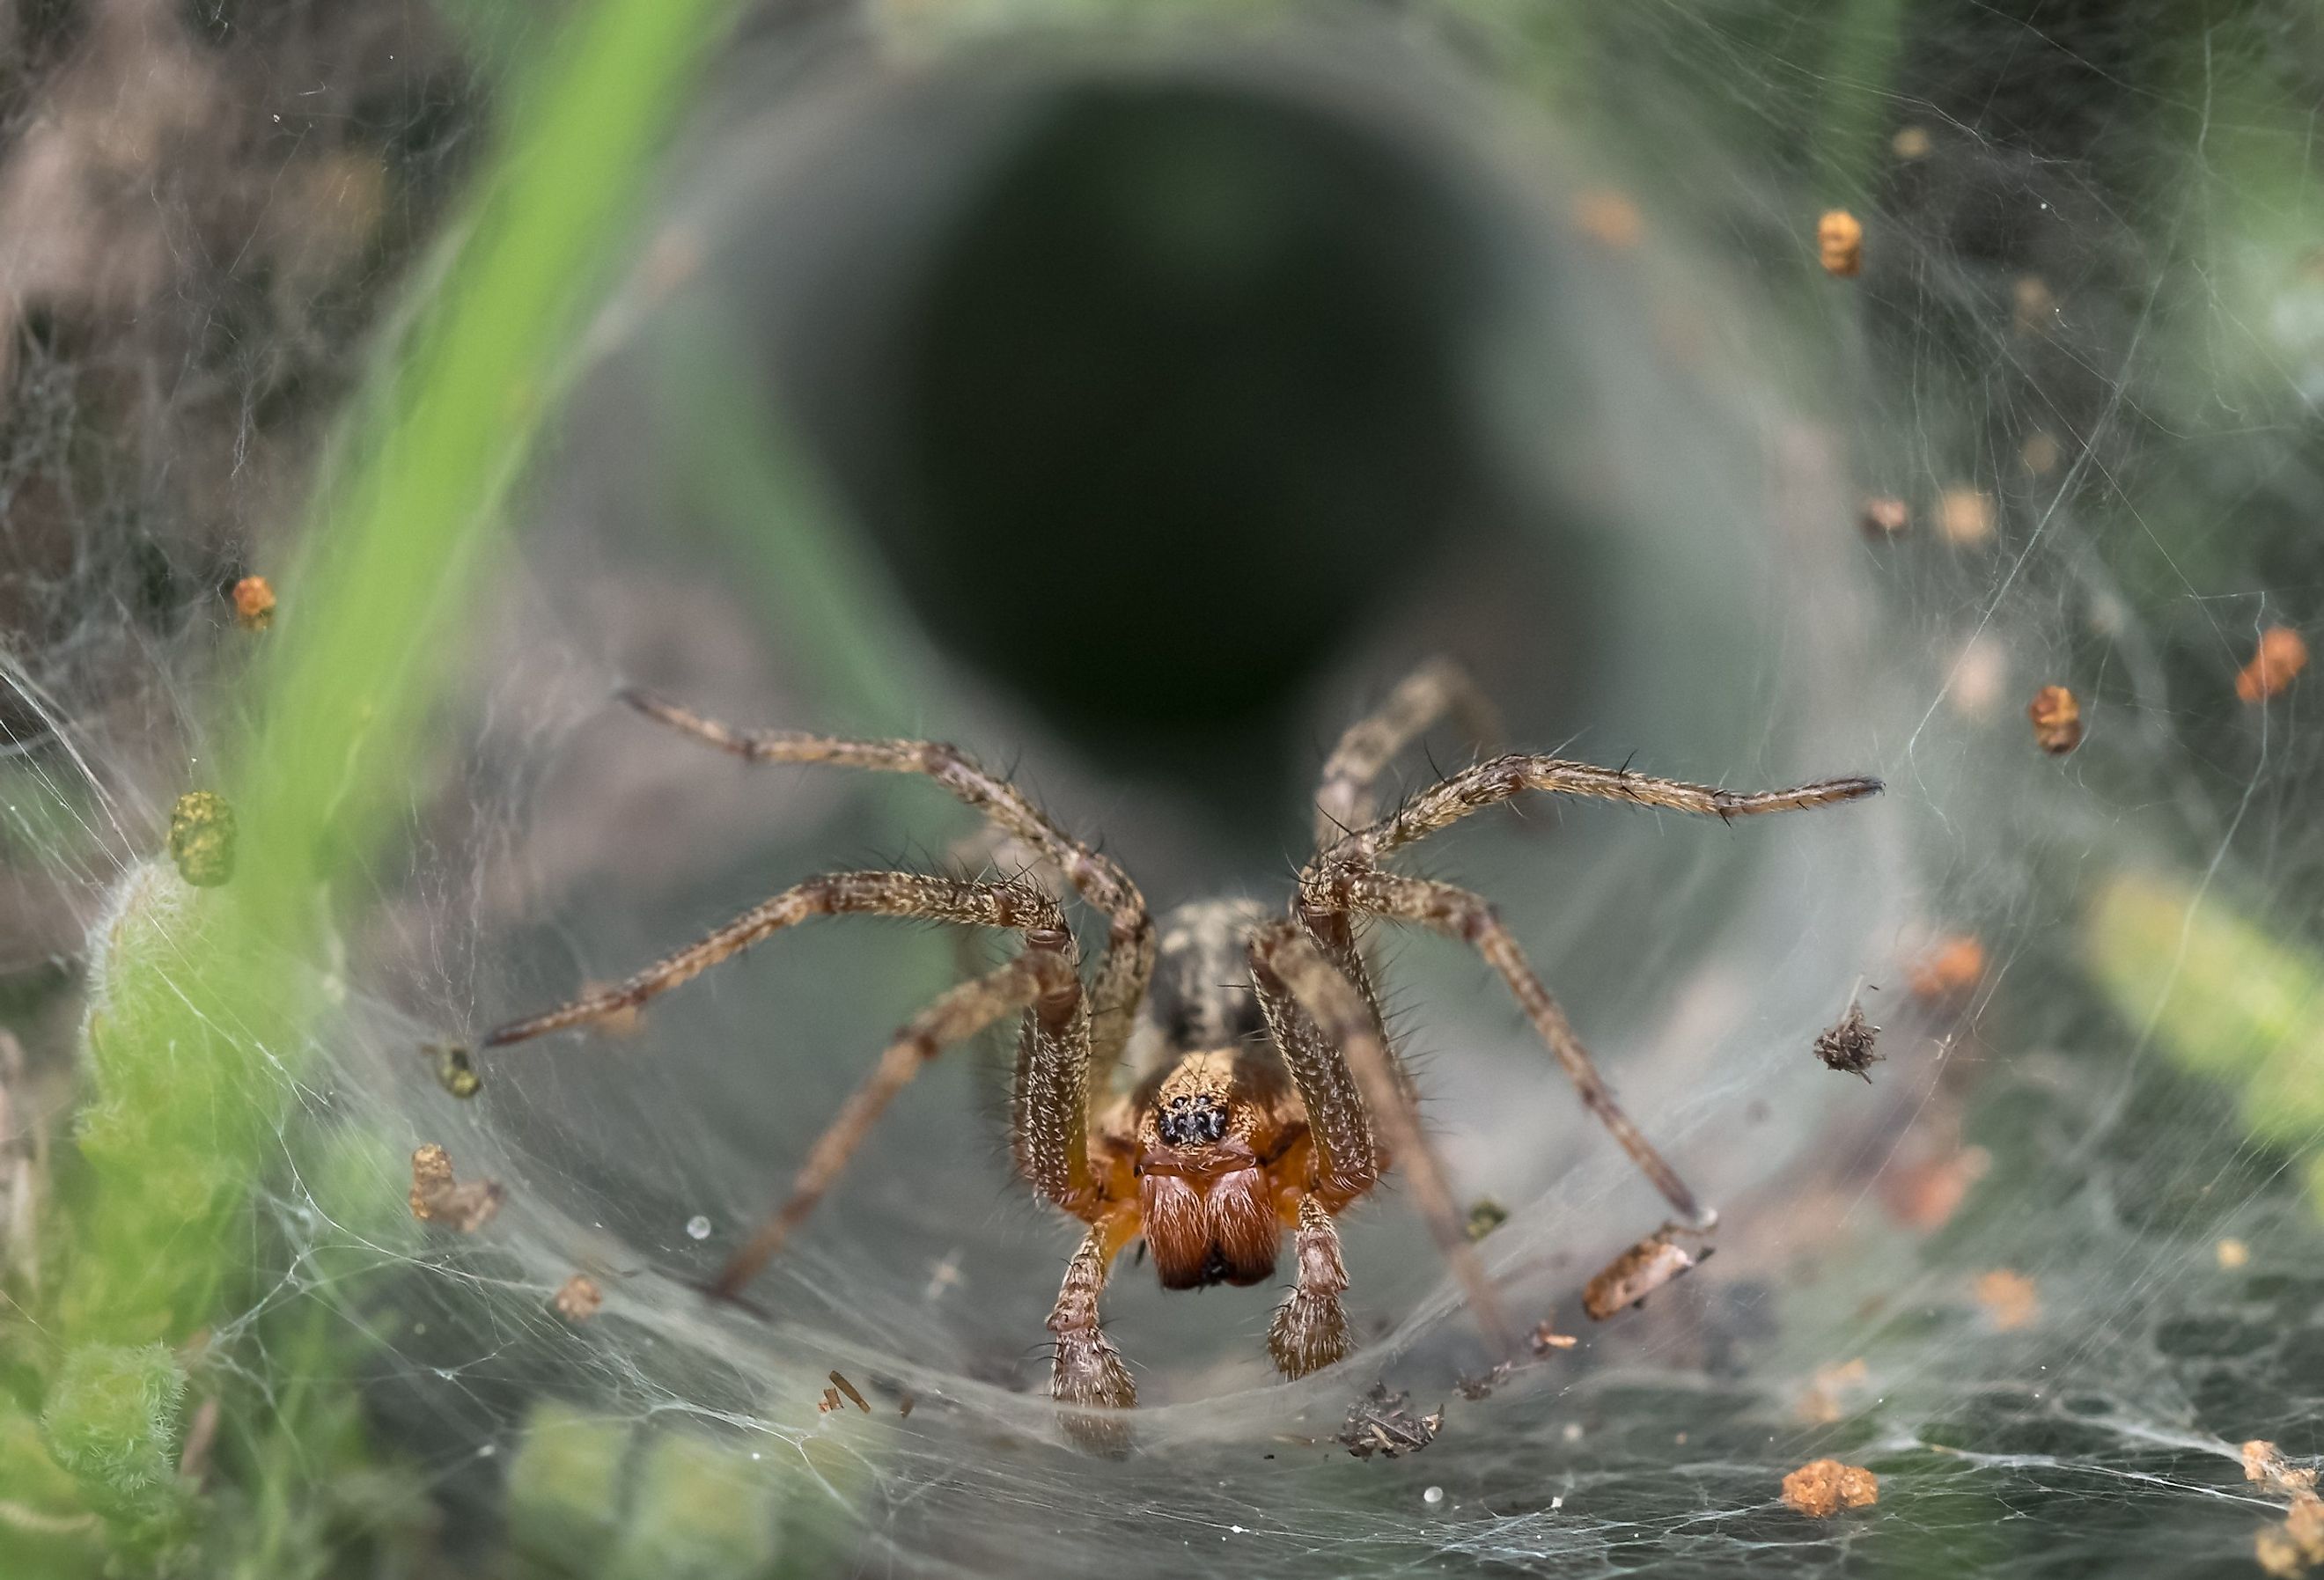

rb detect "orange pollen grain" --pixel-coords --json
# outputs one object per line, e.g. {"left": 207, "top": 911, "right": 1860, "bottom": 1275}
{"left": 2026, "top": 685, "right": 2083, "bottom": 754}
{"left": 1817, "top": 209, "right": 1864, "bottom": 277}
{"left": 232, "top": 575, "right": 276, "bottom": 630}
{"left": 2237, "top": 626, "right": 2308, "bottom": 703}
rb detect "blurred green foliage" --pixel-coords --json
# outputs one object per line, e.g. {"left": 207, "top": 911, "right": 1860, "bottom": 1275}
{"left": 0, "top": 0, "right": 744, "bottom": 1570}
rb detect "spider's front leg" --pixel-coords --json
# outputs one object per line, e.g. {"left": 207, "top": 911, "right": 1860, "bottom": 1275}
{"left": 1048, "top": 1224, "right": 1135, "bottom": 1411}
{"left": 1268, "top": 1197, "right": 1354, "bottom": 1378}
{"left": 1251, "top": 920, "right": 1517, "bottom": 1362}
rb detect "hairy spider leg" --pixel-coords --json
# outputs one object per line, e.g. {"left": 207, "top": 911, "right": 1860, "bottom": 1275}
{"left": 479, "top": 870, "right": 1105, "bottom": 1249}
{"left": 1313, "top": 656, "right": 1502, "bottom": 849}
{"left": 1316, "top": 752, "right": 1885, "bottom": 873}
{"left": 713, "top": 930, "right": 1084, "bottom": 1299}
{"left": 1251, "top": 920, "right": 1517, "bottom": 1360}
{"left": 615, "top": 689, "right": 1156, "bottom": 1082}
{"left": 1296, "top": 751, "right": 1882, "bottom": 1312}
{"left": 1048, "top": 1219, "right": 1138, "bottom": 1412}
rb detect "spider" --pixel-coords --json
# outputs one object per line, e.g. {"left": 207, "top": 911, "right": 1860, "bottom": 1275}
{"left": 481, "top": 658, "right": 1880, "bottom": 1413}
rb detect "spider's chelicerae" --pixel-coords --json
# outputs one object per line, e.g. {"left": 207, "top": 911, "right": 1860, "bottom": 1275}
{"left": 482, "top": 658, "right": 1880, "bottom": 1411}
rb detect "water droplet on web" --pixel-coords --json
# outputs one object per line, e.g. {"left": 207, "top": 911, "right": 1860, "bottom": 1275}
{"left": 1423, "top": 1486, "right": 1445, "bottom": 1507}
{"left": 686, "top": 1214, "right": 711, "bottom": 1240}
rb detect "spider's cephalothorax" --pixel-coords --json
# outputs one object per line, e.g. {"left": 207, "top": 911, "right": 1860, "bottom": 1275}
{"left": 482, "top": 659, "right": 1882, "bottom": 1421}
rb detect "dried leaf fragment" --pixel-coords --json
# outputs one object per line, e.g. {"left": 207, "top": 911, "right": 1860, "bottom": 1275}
{"left": 2238, "top": 627, "right": 2309, "bottom": 704}
{"left": 1813, "top": 1002, "right": 1883, "bottom": 1081}
{"left": 1583, "top": 1231, "right": 1704, "bottom": 1320}
{"left": 177, "top": 1397, "right": 221, "bottom": 1488}
{"left": 1817, "top": 209, "right": 1864, "bottom": 276}
{"left": 1972, "top": 1268, "right": 2039, "bottom": 1331}
{"left": 816, "top": 1387, "right": 842, "bottom": 1415}
{"left": 408, "top": 1143, "right": 504, "bottom": 1232}
{"left": 551, "top": 1275, "right": 602, "bottom": 1322}
{"left": 167, "top": 790, "right": 236, "bottom": 887}
{"left": 2026, "top": 685, "right": 2084, "bottom": 754}
{"left": 231, "top": 575, "right": 276, "bottom": 630}
{"left": 1781, "top": 1458, "right": 1879, "bottom": 1518}
{"left": 827, "top": 1371, "right": 870, "bottom": 1413}
{"left": 1335, "top": 1383, "right": 1441, "bottom": 1460}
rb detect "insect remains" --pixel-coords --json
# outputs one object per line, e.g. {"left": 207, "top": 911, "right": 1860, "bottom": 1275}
{"left": 474, "top": 658, "right": 1880, "bottom": 1416}
{"left": 1529, "top": 1317, "right": 1578, "bottom": 1354}
{"left": 1813, "top": 997, "right": 1883, "bottom": 1081}
{"left": 422, "top": 1043, "right": 482, "bottom": 1099}
{"left": 827, "top": 1371, "right": 870, "bottom": 1413}
{"left": 1336, "top": 1383, "right": 1443, "bottom": 1460}
{"left": 1582, "top": 1227, "right": 1710, "bottom": 1320}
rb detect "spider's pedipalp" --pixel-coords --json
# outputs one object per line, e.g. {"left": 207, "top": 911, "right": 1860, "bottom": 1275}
{"left": 1268, "top": 1195, "right": 1355, "bottom": 1378}
{"left": 1049, "top": 1222, "right": 1137, "bottom": 1451}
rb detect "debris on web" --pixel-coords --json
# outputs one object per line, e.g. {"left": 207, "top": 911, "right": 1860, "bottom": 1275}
{"left": 408, "top": 1144, "right": 504, "bottom": 1233}
{"left": 549, "top": 1275, "right": 602, "bottom": 1323}
{"left": 1781, "top": 1458, "right": 1879, "bottom": 1518}
{"left": 1812, "top": 1000, "right": 1883, "bottom": 1081}
{"left": 1336, "top": 1384, "right": 1443, "bottom": 1461}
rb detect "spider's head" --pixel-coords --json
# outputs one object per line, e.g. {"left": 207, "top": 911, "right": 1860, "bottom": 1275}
{"left": 1156, "top": 1089, "right": 1229, "bottom": 1147}
{"left": 1134, "top": 1052, "right": 1284, "bottom": 1290}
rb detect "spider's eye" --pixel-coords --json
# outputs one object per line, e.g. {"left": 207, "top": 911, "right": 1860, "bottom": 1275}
{"left": 1158, "top": 1093, "right": 1229, "bottom": 1147}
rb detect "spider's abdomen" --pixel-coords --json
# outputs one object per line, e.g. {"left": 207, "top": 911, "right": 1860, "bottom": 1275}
{"left": 1142, "top": 898, "right": 1271, "bottom": 1062}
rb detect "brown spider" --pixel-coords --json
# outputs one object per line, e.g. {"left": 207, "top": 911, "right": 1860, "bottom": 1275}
{"left": 481, "top": 658, "right": 1880, "bottom": 1413}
